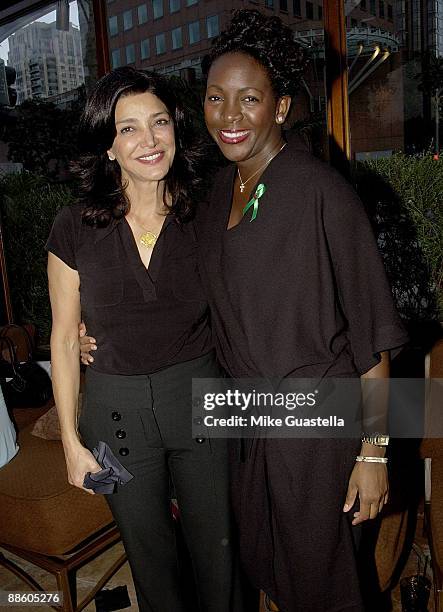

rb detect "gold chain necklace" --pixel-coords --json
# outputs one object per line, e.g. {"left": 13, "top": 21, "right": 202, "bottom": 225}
{"left": 237, "top": 142, "right": 287, "bottom": 193}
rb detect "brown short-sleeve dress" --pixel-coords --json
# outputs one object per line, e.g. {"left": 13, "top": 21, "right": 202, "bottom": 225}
{"left": 196, "top": 137, "right": 409, "bottom": 612}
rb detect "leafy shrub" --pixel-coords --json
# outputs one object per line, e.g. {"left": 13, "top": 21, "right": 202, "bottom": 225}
{"left": 0, "top": 172, "right": 74, "bottom": 343}
{"left": 353, "top": 153, "right": 443, "bottom": 321}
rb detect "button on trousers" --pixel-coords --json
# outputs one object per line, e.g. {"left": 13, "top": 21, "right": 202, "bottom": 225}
{"left": 80, "top": 352, "right": 242, "bottom": 612}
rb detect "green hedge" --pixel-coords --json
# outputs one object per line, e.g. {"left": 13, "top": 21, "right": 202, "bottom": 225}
{"left": 0, "top": 173, "right": 74, "bottom": 343}
{"left": 353, "top": 153, "right": 443, "bottom": 321}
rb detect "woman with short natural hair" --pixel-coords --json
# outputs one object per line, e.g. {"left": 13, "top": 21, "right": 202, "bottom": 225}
{"left": 198, "top": 10, "right": 408, "bottom": 611}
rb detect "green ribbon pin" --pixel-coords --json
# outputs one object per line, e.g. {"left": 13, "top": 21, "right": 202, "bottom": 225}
{"left": 242, "top": 183, "right": 267, "bottom": 222}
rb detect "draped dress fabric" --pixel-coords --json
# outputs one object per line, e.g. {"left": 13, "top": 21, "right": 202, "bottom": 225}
{"left": 195, "top": 137, "right": 409, "bottom": 612}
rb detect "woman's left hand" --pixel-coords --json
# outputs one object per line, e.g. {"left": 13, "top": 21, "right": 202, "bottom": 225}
{"left": 343, "top": 462, "right": 389, "bottom": 525}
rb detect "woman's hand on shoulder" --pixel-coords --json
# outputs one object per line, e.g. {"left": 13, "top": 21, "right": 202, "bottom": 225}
{"left": 79, "top": 321, "right": 97, "bottom": 365}
{"left": 343, "top": 460, "right": 389, "bottom": 525}
{"left": 63, "top": 440, "right": 102, "bottom": 494}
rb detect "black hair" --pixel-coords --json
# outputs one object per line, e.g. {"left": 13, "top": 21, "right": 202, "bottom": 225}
{"left": 202, "top": 9, "right": 306, "bottom": 99}
{"left": 71, "top": 66, "right": 204, "bottom": 226}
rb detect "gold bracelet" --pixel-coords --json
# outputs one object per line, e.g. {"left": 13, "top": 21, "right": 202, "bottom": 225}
{"left": 356, "top": 455, "right": 388, "bottom": 464}
{"left": 361, "top": 433, "right": 389, "bottom": 447}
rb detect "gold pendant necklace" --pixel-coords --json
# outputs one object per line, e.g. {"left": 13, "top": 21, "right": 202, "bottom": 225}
{"left": 139, "top": 231, "right": 158, "bottom": 248}
{"left": 238, "top": 142, "right": 287, "bottom": 193}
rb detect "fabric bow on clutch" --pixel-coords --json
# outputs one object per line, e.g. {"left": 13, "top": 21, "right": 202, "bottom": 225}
{"left": 83, "top": 441, "right": 133, "bottom": 494}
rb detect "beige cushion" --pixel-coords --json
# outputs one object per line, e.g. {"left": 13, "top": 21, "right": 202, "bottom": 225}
{"left": 30, "top": 404, "right": 61, "bottom": 440}
{"left": 0, "top": 424, "right": 113, "bottom": 555}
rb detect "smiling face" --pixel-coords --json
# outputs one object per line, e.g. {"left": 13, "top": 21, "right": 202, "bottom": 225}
{"left": 107, "top": 90, "right": 176, "bottom": 186}
{"left": 204, "top": 52, "right": 291, "bottom": 168}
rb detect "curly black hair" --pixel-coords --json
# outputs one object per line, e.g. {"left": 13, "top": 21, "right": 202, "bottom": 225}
{"left": 202, "top": 9, "right": 306, "bottom": 99}
{"left": 71, "top": 67, "right": 205, "bottom": 227}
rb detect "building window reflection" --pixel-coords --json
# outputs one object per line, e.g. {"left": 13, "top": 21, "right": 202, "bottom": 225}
{"left": 188, "top": 20, "right": 200, "bottom": 44}
{"left": 172, "top": 27, "right": 183, "bottom": 49}
{"left": 153, "top": 0, "right": 164, "bottom": 20}
{"left": 111, "top": 48, "right": 121, "bottom": 68}
{"left": 170, "top": 0, "right": 180, "bottom": 13}
{"left": 207, "top": 15, "right": 219, "bottom": 38}
{"left": 137, "top": 4, "right": 148, "bottom": 24}
{"left": 123, "top": 9, "right": 133, "bottom": 30}
{"left": 108, "top": 15, "right": 118, "bottom": 36}
{"left": 156, "top": 32, "right": 166, "bottom": 54}
{"left": 126, "top": 43, "right": 135, "bottom": 63}
{"left": 140, "top": 38, "right": 150, "bottom": 60}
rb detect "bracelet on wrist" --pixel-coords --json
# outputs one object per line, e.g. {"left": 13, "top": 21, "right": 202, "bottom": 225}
{"left": 356, "top": 455, "right": 388, "bottom": 464}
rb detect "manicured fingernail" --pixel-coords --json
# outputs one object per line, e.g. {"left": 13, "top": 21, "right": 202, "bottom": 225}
{"left": 89, "top": 357, "right": 94, "bottom": 362}
{"left": 343, "top": 504, "right": 349, "bottom": 512}
{"left": 92, "top": 345, "right": 97, "bottom": 350}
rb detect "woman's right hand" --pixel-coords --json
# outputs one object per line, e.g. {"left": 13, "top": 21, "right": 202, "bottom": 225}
{"left": 79, "top": 321, "right": 97, "bottom": 365}
{"left": 63, "top": 440, "right": 102, "bottom": 495}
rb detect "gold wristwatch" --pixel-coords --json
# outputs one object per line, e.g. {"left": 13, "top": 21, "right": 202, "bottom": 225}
{"left": 361, "top": 433, "right": 390, "bottom": 447}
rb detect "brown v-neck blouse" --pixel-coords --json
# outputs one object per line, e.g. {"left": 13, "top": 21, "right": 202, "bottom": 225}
{"left": 47, "top": 204, "right": 211, "bottom": 375}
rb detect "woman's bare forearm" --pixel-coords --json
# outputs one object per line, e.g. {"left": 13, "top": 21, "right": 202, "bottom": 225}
{"left": 51, "top": 333, "right": 82, "bottom": 450}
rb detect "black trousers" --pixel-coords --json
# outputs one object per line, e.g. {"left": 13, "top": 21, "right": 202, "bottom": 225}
{"left": 80, "top": 352, "right": 243, "bottom": 612}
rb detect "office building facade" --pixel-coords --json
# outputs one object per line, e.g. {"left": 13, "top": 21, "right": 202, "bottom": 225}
{"left": 7, "top": 21, "right": 84, "bottom": 104}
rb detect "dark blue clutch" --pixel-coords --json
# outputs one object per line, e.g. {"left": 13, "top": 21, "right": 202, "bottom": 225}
{"left": 83, "top": 441, "right": 133, "bottom": 494}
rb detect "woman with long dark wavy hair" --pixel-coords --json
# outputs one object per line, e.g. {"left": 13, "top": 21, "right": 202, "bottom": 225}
{"left": 47, "top": 67, "right": 243, "bottom": 612}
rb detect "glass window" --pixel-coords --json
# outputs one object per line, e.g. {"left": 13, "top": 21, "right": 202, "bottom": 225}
{"left": 125, "top": 43, "right": 135, "bottom": 64}
{"left": 186, "top": 0, "right": 198, "bottom": 5}
{"left": 0, "top": 1, "right": 101, "bottom": 336}
{"left": 111, "top": 48, "right": 120, "bottom": 68}
{"left": 108, "top": 15, "right": 118, "bottom": 36}
{"left": 188, "top": 20, "right": 200, "bottom": 44}
{"left": 207, "top": 15, "right": 219, "bottom": 38}
{"left": 171, "top": 27, "right": 183, "bottom": 49}
{"left": 137, "top": 4, "right": 148, "bottom": 24}
{"left": 265, "top": 0, "right": 274, "bottom": 8}
{"left": 280, "top": 0, "right": 288, "bottom": 11}
{"left": 123, "top": 9, "right": 133, "bottom": 30}
{"left": 293, "top": 0, "right": 301, "bottom": 16}
{"left": 318, "top": 5, "right": 323, "bottom": 19}
{"left": 306, "top": 1, "right": 314, "bottom": 19}
{"left": 346, "top": 1, "right": 443, "bottom": 322}
{"left": 153, "top": 0, "right": 164, "bottom": 19}
{"left": 387, "top": 3, "right": 393, "bottom": 20}
{"left": 379, "top": 0, "right": 385, "bottom": 17}
{"left": 156, "top": 32, "right": 166, "bottom": 54}
{"left": 369, "top": 0, "right": 376, "bottom": 15}
{"left": 170, "top": 0, "right": 180, "bottom": 13}
{"left": 360, "top": 0, "right": 367, "bottom": 8}
{"left": 140, "top": 38, "right": 150, "bottom": 60}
